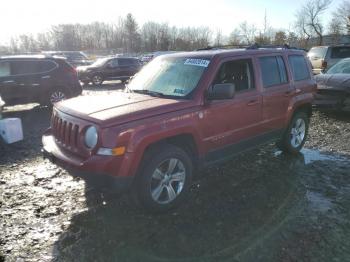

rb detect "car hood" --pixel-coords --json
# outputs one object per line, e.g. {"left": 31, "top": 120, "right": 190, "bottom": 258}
{"left": 56, "top": 92, "right": 196, "bottom": 127}
{"left": 315, "top": 73, "right": 350, "bottom": 91}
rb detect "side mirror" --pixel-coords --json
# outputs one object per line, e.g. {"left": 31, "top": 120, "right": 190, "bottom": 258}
{"left": 207, "top": 83, "right": 235, "bottom": 100}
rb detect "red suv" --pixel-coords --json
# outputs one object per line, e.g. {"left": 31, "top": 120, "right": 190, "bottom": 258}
{"left": 42, "top": 46, "right": 316, "bottom": 212}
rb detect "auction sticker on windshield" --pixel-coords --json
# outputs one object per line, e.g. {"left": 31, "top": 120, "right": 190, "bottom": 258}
{"left": 184, "top": 59, "right": 210, "bottom": 67}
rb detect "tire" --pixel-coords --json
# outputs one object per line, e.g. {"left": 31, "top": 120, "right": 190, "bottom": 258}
{"left": 278, "top": 111, "right": 309, "bottom": 154}
{"left": 135, "top": 143, "right": 193, "bottom": 212}
{"left": 91, "top": 74, "right": 104, "bottom": 86}
{"left": 48, "top": 88, "right": 68, "bottom": 105}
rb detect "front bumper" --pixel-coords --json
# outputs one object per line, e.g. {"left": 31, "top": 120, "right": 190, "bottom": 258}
{"left": 42, "top": 133, "right": 134, "bottom": 192}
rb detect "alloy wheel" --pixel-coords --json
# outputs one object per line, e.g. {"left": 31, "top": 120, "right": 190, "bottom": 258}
{"left": 50, "top": 91, "right": 66, "bottom": 104}
{"left": 290, "top": 118, "right": 306, "bottom": 148}
{"left": 150, "top": 158, "right": 186, "bottom": 204}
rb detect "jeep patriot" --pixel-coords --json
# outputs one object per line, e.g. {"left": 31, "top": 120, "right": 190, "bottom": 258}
{"left": 42, "top": 46, "right": 316, "bottom": 212}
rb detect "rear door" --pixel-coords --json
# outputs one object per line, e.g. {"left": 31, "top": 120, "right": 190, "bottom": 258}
{"left": 10, "top": 60, "right": 41, "bottom": 103}
{"left": 118, "top": 58, "right": 139, "bottom": 77}
{"left": 258, "top": 54, "right": 295, "bottom": 133}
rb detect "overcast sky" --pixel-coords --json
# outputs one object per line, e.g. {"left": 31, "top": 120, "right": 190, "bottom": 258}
{"left": 0, "top": 0, "right": 341, "bottom": 44}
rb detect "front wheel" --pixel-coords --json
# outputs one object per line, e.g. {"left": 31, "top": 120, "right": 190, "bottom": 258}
{"left": 91, "top": 74, "right": 104, "bottom": 86}
{"left": 135, "top": 144, "right": 193, "bottom": 212}
{"left": 278, "top": 111, "right": 309, "bottom": 154}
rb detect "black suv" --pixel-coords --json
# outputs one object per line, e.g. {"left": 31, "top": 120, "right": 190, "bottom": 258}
{"left": 76, "top": 57, "right": 141, "bottom": 85}
{"left": 42, "top": 51, "right": 92, "bottom": 67}
{"left": 0, "top": 55, "right": 82, "bottom": 106}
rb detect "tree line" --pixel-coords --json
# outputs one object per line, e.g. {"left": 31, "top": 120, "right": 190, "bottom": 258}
{"left": 0, "top": 0, "right": 349, "bottom": 55}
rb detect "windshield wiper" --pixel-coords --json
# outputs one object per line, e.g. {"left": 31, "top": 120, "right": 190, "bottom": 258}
{"left": 132, "top": 89, "right": 165, "bottom": 97}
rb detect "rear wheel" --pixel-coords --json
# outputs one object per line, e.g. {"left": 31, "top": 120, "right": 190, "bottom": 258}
{"left": 91, "top": 74, "right": 104, "bottom": 86}
{"left": 278, "top": 111, "right": 309, "bottom": 154}
{"left": 135, "top": 144, "right": 193, "bottom": 212}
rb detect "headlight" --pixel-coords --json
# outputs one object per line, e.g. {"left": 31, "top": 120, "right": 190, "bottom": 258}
{"left": 84, "top": 126, "right": 98, "bottom": 149}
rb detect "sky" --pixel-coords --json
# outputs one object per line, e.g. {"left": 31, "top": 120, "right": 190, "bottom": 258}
{"left": 0, "top": 0, "right": 343, "bottom": 45}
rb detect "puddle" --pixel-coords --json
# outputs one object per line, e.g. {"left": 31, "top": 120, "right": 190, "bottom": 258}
{"left": 306, "top": 191, "right": 333, "bottom": 213}
{"left": 301, "top": 148, "right": 348, "bottom": 164}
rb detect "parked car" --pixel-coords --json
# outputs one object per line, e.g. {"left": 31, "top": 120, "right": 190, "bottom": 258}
{"left": 42, "top": 51, "right": 92, "bottom": 67}
{"left": 307, "top": 45, "right": 350, "bottom": 74}
{"left": 42, "top": 46, "right": 316, "bottom": 212}
{"left": 76, "top": 57, "right": 141, "bottom": 85}
{"left": 314, "top": 58, "right": 350, "bottom": 111}
{"left": 0, "top": 55, "right": 82, "bottom": 106}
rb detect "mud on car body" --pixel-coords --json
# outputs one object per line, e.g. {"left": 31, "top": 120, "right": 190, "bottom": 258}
{"left": 42, "top": 46, "right": 316, "bottom": 212}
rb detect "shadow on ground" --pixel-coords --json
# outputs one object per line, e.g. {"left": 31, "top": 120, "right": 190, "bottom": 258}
{"left": 52, "top": 147, "right": 350, "bottom": 262}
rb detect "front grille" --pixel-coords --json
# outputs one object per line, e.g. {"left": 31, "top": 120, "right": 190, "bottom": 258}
{"left": 52, "top": 115, "right": 80, "bottom": 149}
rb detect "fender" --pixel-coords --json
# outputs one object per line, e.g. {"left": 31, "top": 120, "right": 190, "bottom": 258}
{"left": 285, "top": 92, "right": 314, "bottom": 125}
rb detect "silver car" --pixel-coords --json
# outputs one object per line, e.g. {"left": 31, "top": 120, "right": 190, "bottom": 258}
{"left": 308, "top": 45, "right": 350, "bottom": 75}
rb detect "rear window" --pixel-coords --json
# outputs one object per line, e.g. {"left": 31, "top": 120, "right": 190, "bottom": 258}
{"left": 288, "top": 55, "right": 310, "bottom": 81}
{"left": 39, "top": 61, "right": 57, "bottom": 72}
{"left": 118, "top": 58, "right": 136, "bottom": 66}
{"left": 11, "top": 61, "right": 39, "bottom": 75}
{"left": 0, "top": 61, "right": 10, "bottom": 77}
{"left": 330, "top": 47, "right": 350, "bottom": 59}
{"left": 308, "top": 47, "right": 327, "bottom": 59}
{"left": 259, "top": 56, "right": 288, "bottom": 88}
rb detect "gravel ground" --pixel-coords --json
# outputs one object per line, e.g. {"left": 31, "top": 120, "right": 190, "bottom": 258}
{"left": 0, "top": 84, "right": 349, "bottom": 262}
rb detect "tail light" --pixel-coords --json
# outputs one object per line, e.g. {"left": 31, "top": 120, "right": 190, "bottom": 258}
{"left": 321, "top": 60, "right": 327, "bottom": 70}
{"left": 63, "top": 65, "right": 77, "bottom": 76}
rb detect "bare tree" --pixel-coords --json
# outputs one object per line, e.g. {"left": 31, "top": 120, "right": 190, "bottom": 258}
{"left": 239, "top": 22, "right": 257, "bottom": 44}
{"left": 330, "top": 0, "right": 350, "bottom": 34}
{"left": 297, "top": 0, "right": 332, "bottom": 46}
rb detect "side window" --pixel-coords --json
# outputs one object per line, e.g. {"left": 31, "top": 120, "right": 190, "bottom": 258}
{"left": 288, "top": 55, "right": 310, "bottom": 81}
{"left": 259, "top": 56, "right": 288, "bottom": 88}
{"left": 38, "top": 61, "right": 57, "bottom": 73}
{"left": 118, "top": 59, "right": 133, "bottom": 66}
{"left": 11, "top": 61, "right": 40, "bottom": 75}
{"left": 214, "top": 59, "right": 255, "bottom": 92}
{"left": 0, "top": 62, "right": 11, "bottom": 77}
{"left": 110, "top": 59, "right": 119, "bottom": 67}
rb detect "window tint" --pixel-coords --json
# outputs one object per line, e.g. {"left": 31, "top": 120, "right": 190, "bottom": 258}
{"left": 107, "top": 59, "right": 118, "bottom": 68}
{"left": 38, "top": 61, "right": 57, "bottom": 72}
{"left": 0, "top": 62, "right": 11, "bottom": 77}
{"left": 11, "top": 61, "right": 40, "bottom": 75}
{"left": 259, "top": 56, "right": 288, "bottom": 88}
{"left": 118, "top": 58, "right": 134, "bottom": 66}
{"left": 214, "top": 59, "right": 255, "bottom": 92}
{"left": 330, "top": 47, "right": 350, "bottom": 59}
{"left": 308, "top": 47, "right": 327, "bottom": 59}
{"left": 288, "top": 55, "right": 310, "bottom": 81}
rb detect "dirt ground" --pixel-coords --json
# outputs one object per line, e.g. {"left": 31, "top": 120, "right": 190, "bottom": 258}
{"left": 1, "top": 82, "right": 350, "bottom": 262}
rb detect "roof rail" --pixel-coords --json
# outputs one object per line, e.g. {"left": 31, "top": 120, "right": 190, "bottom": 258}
{"left": 196, "top": 44, "right": 249, "bottom": 51}
{"left": 196, "top": 43, "right": 304, "bottom": 51}
{"left": 246, "top": 43, "right": 292, "bottom": 49}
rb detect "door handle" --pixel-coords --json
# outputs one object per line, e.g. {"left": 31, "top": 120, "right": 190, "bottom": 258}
{"left": 247, "top": 100, "right": 259, "bottom": 106}
{"left": 42, "top": 75, "right": 51, "bottom": 79}
{"left": 2, "top": 80, "right": 15, "bottom": 84}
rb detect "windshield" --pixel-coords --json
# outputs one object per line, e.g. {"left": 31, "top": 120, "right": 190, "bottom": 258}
{"left": 128, "top": 56, "right": 210, "bottom": 98}
{"left": 91, "top": 57, "right": 109, "bottom": 67}
{"left": 327, "top": 59, "right": 350, "bottom": 74}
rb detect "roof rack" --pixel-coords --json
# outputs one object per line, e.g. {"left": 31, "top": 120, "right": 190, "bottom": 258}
{"left": 196, "top": 43, "right": 302, "bottom": 51}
